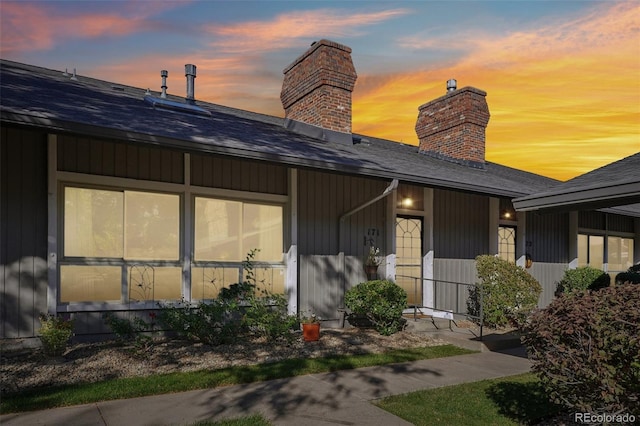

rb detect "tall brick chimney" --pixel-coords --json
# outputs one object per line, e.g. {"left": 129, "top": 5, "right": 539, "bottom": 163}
{"left": 281, "top": 40, "right": 357, "bottom": 144}
{"left": 415, "top": 83, "right": 490, "bottom": 168}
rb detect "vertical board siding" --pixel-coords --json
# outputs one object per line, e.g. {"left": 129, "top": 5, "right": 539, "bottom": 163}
{"left": 432, "top": 259, "right": 477, "bottom": 314}
{"left": 528, "top": 262, "right": 567, "bottom": 308}
{"left": 608, "top": 213, "right": 634, "bottom": 233}
{"left": 58, "top": 135, "right": 184, "bottom": 183}
{"left": 1, "top": 126, "right": 48, "bottom": 338}
{"left": 527, "top": 212, "right": 569, "bottom": 263}
{"left": 190, "top": 154, "right": 287, "bottom": 195}
{"left": 299, "top": 255, "right": 367, "bottom": 323}
{"left": 298, "top": 169, "right": 388, "bottom": 256}
{"left": 433, "top": 189, "right": 489, "bottom": 259}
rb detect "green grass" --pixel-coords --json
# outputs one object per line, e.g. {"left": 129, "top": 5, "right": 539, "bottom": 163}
{"left": 191, "top": 414, "right": 272, "bottom": 426}
{"left": 376, "top": 372, "right": 562, "bottom": 426}
{"left": 1, "top": 344, "right": 472, "bottom": 414}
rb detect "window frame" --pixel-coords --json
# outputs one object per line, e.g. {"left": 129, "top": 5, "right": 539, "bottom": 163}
{"left": 577, "top": 229, "right": 635, "bottom": 274}
{"left": 58, "top": 182, "right": 184, "bottom": 308}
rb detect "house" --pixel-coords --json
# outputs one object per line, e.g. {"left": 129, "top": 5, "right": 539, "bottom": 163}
{"left": 1, "top": 39, "right": 638, "bottom": 339}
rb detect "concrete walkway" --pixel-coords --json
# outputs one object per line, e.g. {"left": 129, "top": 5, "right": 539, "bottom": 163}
{"left": 1, "top": 345, "right": 530, "bottom": 426}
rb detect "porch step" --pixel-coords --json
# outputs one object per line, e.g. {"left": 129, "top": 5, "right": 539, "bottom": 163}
{"left": 405, "top": 317, "right": 523, "bottom": 353}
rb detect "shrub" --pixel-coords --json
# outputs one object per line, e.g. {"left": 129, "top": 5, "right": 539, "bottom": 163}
{"left": 522, "top": 284, "right": 640, "bottom": 415}
{"left": 468, "top": 255, "right": 542, "bottom": 329}
{"left": 38, "top": 314, "right": 74, "bottom": 357}
{"left": 345, "top": 280, "right": 407, "bottom": 336}
{"left": 103, "top": 311, "right": 158, "bottom": 354}
{"left": 556, "top": 266, "right": 609, "bottom": 294}
{"left": 158, "top": 249, "right": 297, "bottom": 344}
{"left": 615, "top": 263, "right": 640, "bottom": 285}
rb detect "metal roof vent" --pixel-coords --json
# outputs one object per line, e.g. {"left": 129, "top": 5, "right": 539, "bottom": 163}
{"left": 446, "top": 79, "right": 457, "bottom": 93}
{"left": 160, "top": 70, "right": 168, "bottom": 98}
{"left": 185, "top": 64, "right": 196, "bottom": 104}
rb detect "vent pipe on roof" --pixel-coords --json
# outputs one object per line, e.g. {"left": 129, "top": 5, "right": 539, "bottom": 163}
{"left": 70, "top": 68, "right": 78, "bottom": 81}
{"left": 446, "top": 79, "right": 457, "bottom": 93}
{"left": 185, "top": 64, "right": 196, "bottom": 104}
{"left": 160, "top": 70, "right": 168, "bottom": 98}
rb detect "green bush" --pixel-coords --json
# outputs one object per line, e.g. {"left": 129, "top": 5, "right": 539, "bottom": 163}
{"left": 556, "top": 266, "right": 609, "bottom": 294}
{"left": 615, "top": 263, "right": 640, "bottom": 285}
{"left": 468, "top": 255, "right": 542, "bottom": 329}
{"left": 38, "top": 314, "right": 74, "bottom": 357}
{"left": 345, "top": 280, "right": 407, "bottom": 336}
{"left": 158, "top": 249, "right": 297, "bottom": 344}
{"left": 522, "top": 284, "right": 640, "bottom": 415}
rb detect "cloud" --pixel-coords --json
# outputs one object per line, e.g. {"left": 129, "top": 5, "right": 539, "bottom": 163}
{"left": 353, "top": 1, "right": 639, "bottom": 180}
{"left": 0, "top": 1, "right": 189, "bottom": 55}
{"left": 205, "top": 8, "right": 409, "bottom": 53}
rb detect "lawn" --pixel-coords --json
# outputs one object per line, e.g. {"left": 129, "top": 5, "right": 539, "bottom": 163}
{"left": 376, "top": 372, "right": 562, "bottom": 425}
{"left": 1, "top": 344, "right": 472, "bottom": 414}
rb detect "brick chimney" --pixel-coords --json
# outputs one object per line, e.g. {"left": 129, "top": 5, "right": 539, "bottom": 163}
{"left": 415, "top": 83, "right": 490, "bottom": 168}
{"left": 281, "top": 40, "right": 357, "bottom": 144}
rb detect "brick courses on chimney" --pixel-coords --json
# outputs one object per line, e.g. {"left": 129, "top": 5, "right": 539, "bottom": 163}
{"left": 281, "top": 40, "right": 357, "bottom": 140}
{"left": 415, "top": 86, "right": 490, "bottom": 168}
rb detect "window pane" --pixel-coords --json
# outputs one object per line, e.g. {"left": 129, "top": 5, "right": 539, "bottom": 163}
{"left": 589, "top": 236, "right": 604, "bottom": 269}
{"left": 608, "top": 237, "right": 634, "bottom": 274}
{"left": 60, "top": 265, "right": 121, "bottom": 302}
{"left": 191, "top": 266, "right": 241, "bottom": 300}
{"left": 194, "top": 198, "right": 241, "bottom": 261}
{"left": 125, "top": 191, "right": 179, "bottom": 260}
{"left": 396, "top": 266, "right": 421, "bottom": 306}
{"left": 577, "top": 234, "right": 588, "bottom": 266}
{"left": 243, "top": 204, "right": 283, "bottom": 261}
{"left": 64, "top": 188, "right": 123, "bottom": 257}
{"left": 254, "top": 266, "right": 286, "bottom": 294}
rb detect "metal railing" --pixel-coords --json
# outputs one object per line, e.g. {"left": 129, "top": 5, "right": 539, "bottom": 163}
{"left": 396, "top": 275, "right": 484, "bottom": 340}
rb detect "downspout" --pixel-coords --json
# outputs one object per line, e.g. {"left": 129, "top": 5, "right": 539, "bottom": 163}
{"left": 337, "top": 179, "right": 398, "bottom": 324}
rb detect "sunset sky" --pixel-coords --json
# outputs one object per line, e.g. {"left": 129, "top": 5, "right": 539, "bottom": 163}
{"left": 1, "top": 0, "right": 638, "bottom": 181}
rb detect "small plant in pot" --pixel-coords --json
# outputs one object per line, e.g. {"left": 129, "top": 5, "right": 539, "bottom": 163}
{"left": 300, "top": 312, "right": 321, "bottom": 342}
{"left": 364, "top": 246, "right": 382, "bottom": 280}
{"left": 38, "top": 313, "right": 74, "bottom": 357}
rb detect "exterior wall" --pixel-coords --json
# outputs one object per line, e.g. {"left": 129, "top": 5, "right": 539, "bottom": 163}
{"left": 432, "top": 258, "right": 477, "bottom": 315}
{"left": 433, "top": 189, "right": 489, "bottom": 259}
{"left": 191, "top": 154, "right": 287, "bottom": 195}
{"left": 528, "top": 262, "right": 567, "bottom": 308}
{"left": 58, "top": 135, "right": 183, "bottom": 183}
{"left": 526, "top": 212, "right": 570, "bottom": 263}
{"left": 579, "top": 210, "right": 635, "bottom": 233}
{"left": 1, "top": 126, "right": 49, "bottom": 338}
{"left": 297, "top": 169, "right": 389, "bottom": 322}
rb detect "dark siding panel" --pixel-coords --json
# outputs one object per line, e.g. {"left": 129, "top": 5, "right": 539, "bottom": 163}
{"left": 190, "top": 154, "right": 287, "bottom": 195}
{"left": 57, "top": 136, "right": 183, "bottom": 183}
{"left": 434, "top": 189, "right": 489, "bottom": 259}
{"left": 298, "top": 170, "right": 386, "bottom": 256}
{"left": 527, "top": 212, "right": 569, "bottom": 263}
{"left": 579, "top": 211, "right": 605, "bottom": 229}
{"left": 0, "top": 126, "right": 48, "bottom": 338}
{"left": 608, "top": 213, "right": 634, "bottom": 233}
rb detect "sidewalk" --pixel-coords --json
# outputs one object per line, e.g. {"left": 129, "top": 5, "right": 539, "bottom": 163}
{"left": 0, "top": 346, "right": 530, "bottom": 426}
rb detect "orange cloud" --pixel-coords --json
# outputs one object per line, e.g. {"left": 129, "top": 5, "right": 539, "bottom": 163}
{"left": 206, "top": 8, "right": 409, "bottom": 53}
{"left": 353, "top": 2, "right": 640, "bottom": 180}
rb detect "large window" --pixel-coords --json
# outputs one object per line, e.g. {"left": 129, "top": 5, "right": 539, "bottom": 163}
{"left": 61, "top": 187, "right": 181, "bottom": 303}
{"left": 194, "top": 197, "right": 283, "bottom": 262}
{"left": 192, "top": 196, "right": 284, "bottom": 299}
{"left": 578, "top": 233, "right": 634, "bottom": 274}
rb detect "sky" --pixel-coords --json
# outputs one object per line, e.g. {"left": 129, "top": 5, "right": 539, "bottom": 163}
{"left": 1, "top": 0, "right": 638, "bottom": 181}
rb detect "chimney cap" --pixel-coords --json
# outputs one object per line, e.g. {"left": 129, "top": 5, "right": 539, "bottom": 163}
{"left": 446, "top": 79, "right": 457, "bottom": 92}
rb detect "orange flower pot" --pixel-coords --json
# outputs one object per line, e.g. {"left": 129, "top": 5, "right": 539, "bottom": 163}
{"left": 302, "top": 322, "right": 320, "bottom": 341}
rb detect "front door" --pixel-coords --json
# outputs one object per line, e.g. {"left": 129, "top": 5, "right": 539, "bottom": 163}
{"left": 395, "top": 217, "right": 423, "bottom": 306}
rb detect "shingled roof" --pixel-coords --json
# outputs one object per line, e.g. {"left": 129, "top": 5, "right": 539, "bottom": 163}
{"left": 513, "top": 152, "right": 640, "bottom": 217}
{"left": 1, "top": 59, "right": 560, "bottom": 198}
